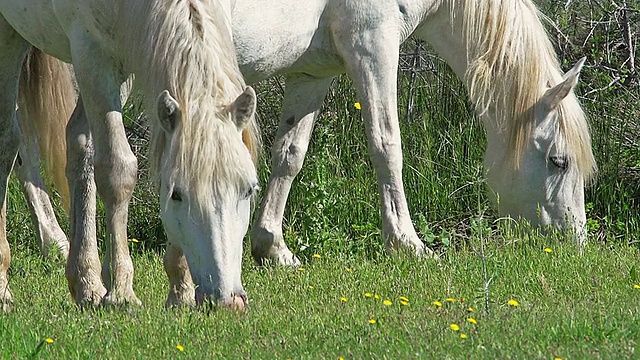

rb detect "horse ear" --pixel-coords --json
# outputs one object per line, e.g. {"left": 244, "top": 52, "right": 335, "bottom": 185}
{"left": 157, "top": 90, "right": 181, "bottom": 133}
{"left": 544, "top": 57, "right": 586, "bottom": 109}
{"left": 230, "top": 87, "right": 256, "bottom": 130}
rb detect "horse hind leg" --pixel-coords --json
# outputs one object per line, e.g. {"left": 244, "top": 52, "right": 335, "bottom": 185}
{"left": 251, "top": 74, "right": 333, "bottom": 266}
{"left": 0, "top": 20, "right": 31, "bottom": 311}
{"left": 14, "top": 113, "right": 69, "bottom": 260}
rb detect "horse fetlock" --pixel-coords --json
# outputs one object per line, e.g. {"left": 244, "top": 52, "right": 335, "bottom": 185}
{"left": 0, "top": 283, "right": 12, "bottom": 312}
{"left": 102, "top": 288, "right": 142, "bottom": 307}
{"left": 165, "top": 283, "right": 196, "bottom": 308}
{"left": 72, "top": 280, "right": 107, "bottom": 309}
{"left": 250, "top": 227, "right": 299, "bottom": 266}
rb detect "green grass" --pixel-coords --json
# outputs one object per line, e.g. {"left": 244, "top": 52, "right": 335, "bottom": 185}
{"left": 2, "top": 3, "right": 639, "bottom": 358}
{"left": 2, "top": 233, "right": 640, "bottom": 359}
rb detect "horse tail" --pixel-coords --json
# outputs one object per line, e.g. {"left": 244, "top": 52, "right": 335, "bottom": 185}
{"left": 18, "top": 47, "right": 76, "bottom": 212}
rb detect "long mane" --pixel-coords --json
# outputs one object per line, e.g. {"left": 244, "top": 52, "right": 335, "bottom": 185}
{"left": 127, "top": 0, "right": 260, "bottom": 202}
{"left": 460, "top": 0, "right": 596, "bottom": 179}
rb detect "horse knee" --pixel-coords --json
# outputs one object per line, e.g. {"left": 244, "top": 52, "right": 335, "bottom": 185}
{"left": 94, "top": 151, "right": 138, "bottom": 204}
{"left": 273, "top": 143, "right": 307, "bottom": 177}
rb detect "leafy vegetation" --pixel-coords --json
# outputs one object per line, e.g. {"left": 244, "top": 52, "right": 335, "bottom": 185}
{"left": 2, "top": 1, "right": 639, "bottom": 358}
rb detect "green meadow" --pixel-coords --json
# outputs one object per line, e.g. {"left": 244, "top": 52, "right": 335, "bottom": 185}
{"left": 1, "top": 1, "right": 639, "bottom": 358}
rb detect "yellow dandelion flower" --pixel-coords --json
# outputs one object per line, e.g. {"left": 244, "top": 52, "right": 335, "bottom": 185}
{"left": 468, "top": 307, "right": 475, "bottom": 312}
{"left": 399, "top": 296, "right": 409, "bottom": 302}
{"left": 45, "top": 338, "right": 54, "bottom": 344}
{"left": 445, "top": 297, "right": 455, "bottom": 303}
{"left": 368, "top": 318, "right": 377, "bottom": 324}
{"left": 467, "top": 317, "right": 477, "bottom": 325}
{"left": 374, "top": 294, "right": 380, "bottom": 300}
{"left": 297, "top": 267, "right": 305, "bottom": 271}
{"left": 544, "top": 247, "right": 553, "bottom": 253}
{"left": 400, "top": 300, "right": 409, "bottom": 306}
{"left": 129, "top": 238, "right": 139, "bottom": 243}
{"left": 339, "top": 357, "right": 345, "bottom": 360}
{"left": 308, "top": 286, "right": 314, "bottom": 290}
{"left": 449, "top": 323, "right": 460, "bottom": 331}
{"left": 508, "top": 299, "right": 520, "bottom": 307}
{"left": 364, "top": 292, "right": 373, "bottom": 298}
{"left": 554, "top": 357, "right": 564, "bottom": 360}
{"left": 432, "top": 301, "right": 443, "bottom": 307}
{"left": 460, "top": 333, "right": 468, "bottom": 339}
{"left": 345, "top": 267, "right": 352, "bottom": 272}
{"left": 340, "top": 297, "right": 348, "bottom": 303}
{"left": 383, "top": 300, "right": 393, "bottom": 306}
{"left": 634, "top": 284, "right": 640, "bottom": 289}
{"left": 312, "top": 254, "right": 321, "bottom": 259}
{"left": 176, "top": 344, "right": 185, "bottom": 352}
{"left": 354, "top": 102, "right": 361, "bottom": 110}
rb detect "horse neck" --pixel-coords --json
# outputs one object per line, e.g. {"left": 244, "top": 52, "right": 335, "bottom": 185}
{"left": 121, "top": 0, "right": 242, "bottom": 108}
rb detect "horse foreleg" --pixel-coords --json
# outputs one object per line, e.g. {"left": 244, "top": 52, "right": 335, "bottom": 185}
{"left": 251, "top": 75, "right": 333, "bottom": 266}
{"left": 65, "top": 97, "right": 106, "bottom": 307}
{"left": 14, "top": 117, "right": 69, "bottom": 260}
{"left": 163, "top": 241, "right": 195, "bottom": 307}
{"left": 334, "top": 25, "right": 432, "bottom": 257}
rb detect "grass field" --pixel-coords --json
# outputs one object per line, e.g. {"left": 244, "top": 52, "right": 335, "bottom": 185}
{"left": 2, "top": 1, "right": 639, "bottom": 359}
{"left": 2, "top": 235, "right": 640, "bottom": 359}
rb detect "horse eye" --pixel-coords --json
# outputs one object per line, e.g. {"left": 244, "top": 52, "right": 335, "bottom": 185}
{"left": 549, "top": 155, "right": 568, "bottom": 170}
{"left": 170, "top": 190, "right": 183, "bottom": 201}
{"left": 243, "top": 183, "right": 260, "bottom": 199}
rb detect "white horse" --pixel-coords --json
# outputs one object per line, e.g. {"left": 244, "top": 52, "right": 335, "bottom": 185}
{"left": 0, "top": 0, "right": 260, "bottom": 311}
{"left": 237, "top": 0, "right": 596, "bottom": 264}
{"left": 18, "top": 0, "right": 596, "bottom": 272}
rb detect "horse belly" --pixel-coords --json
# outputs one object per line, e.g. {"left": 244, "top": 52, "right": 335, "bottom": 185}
{"left": 0, "top": 3, "right": 72, "bottom": 61}
{"left": 233, "top": 0, "right": 341, "bottom": 83}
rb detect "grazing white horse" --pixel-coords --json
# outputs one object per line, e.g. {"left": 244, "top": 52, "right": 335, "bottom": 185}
{"left": 237, "top": 0, "right": 596, "bottom": 264}
{"left": 18, "top": 0, "right": 596, "bottom": 271}
{"left": 0, "top": 0, "right": 260, "bottom": 311}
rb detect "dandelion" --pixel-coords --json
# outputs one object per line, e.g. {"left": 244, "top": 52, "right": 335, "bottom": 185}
{"left": 449, "top": 324, "right": 460, "bottom": 331}
{"left": 354, "top": 102, "right": 361, "bottom": 110}
{"left": 432, "top": 301, "right": 443, "bottom": 307}
{"left": 176, "top": 344, "right": 185, "bottom": 352}
{"left": 399, "top": 296, "right": 409, "bottom": 302}
{"left": 468, "top": 307, "right": 475, "bottom": 312}
{"left": 368, "top": 318, "right": 377, "bottom": 324}
{"left": 297, "top": 267, "right": 305, "bottom": 271}
{"left": 467, "top": 317, "right": 477, "bottom": 325}
{"left": 460, "top": 334, "right": 468, "bottom": 339}
{"left": 339, "top": 357, "right": 345, "bottom": 360}
{"left": 445, "top": 297, "right": 455, "bottom": 303}
{"left": 508, "top": 299, "right": 520, "bottom": 307}
{"left": 544, "top": 247, "right": 553, "bottom": 253}
{"left": 129, "top": 238, "right": 139, "bottom": 243}
{"left": 308, "top": 286, "right": 314, "bottom": 290}
{"left": 312, "top": 254, "right": 321, "bottom": 259}
{"left": 45, "top": 338, "right": 54, "bottom": 344}
{"left": 364, "top": 292, "right": 373, "bottom": 298}
{"left": 400, "top": 300, "right": 409, "bottom": 306}
{"left": 554, "top": 357, "right": 564, "bottom": 360}
{"left": 345, "top": 267, "right": 352, "bottom": 272}
{"left": 340, "top": 297, "right": 348, "bottom": 303}
{"left": 634, "top": 284, "right": 640, "bottom": 289}
{"left": 374, "top": 294, "right": 380, "bottom": 300}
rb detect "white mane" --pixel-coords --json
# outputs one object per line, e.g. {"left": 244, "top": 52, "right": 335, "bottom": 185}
{"left": 460, "top": 0, "right": 596, "bottom": 179}
{"left": 127, "top": 0, "right": 260, "bottom": 203}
